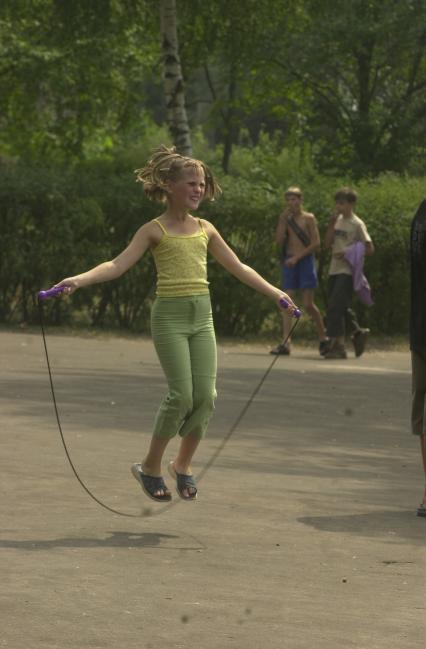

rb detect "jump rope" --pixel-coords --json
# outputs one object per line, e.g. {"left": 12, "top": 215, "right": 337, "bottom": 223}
{"left": 38, "top": 286, "right": 301, "bottom": 517}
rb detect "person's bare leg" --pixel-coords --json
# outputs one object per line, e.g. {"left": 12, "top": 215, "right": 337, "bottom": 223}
{"left": 174, "top": 432, "right": 201, "bottom": 473}
{"left": 302, "top": 289, "right": 327, "bottom": 341}
{"left": 420, "top": 434, "right": 426, "bottom": 508}
{"left": 172, "top": 433, "right": 201, "bottom": 497}
{"left": 142, "top": 435, "right": 171, "bottom": 497}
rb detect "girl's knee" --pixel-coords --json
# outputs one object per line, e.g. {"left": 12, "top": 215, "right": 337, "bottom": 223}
{"left": 194, "top": 387, "right": 216, "bottom": 413}
{"left": 181, "top": 389, "right": 216, "bottom": 438}
{"left": 168, "top": 388, "right": 193, "bottom": 417}
{"left": 153, "top": 388, "right": 194, "bottom": 440}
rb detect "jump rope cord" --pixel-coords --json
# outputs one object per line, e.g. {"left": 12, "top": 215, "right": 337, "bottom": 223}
{"left": 196, "top": 318, "right": 299, "bottom": 483}
{"left": 38, "top": 300, "right": 299, "bottom": 518}
{"left": 39, "top": 302, "right": 140, "bottom": 518}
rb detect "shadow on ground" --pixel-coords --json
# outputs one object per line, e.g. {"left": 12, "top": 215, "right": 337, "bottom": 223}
{"left": 0, "top": 530, "right": 204, "bottom": 551}
{"left": 298, "top": 509, "right": 425, "bottom": 544}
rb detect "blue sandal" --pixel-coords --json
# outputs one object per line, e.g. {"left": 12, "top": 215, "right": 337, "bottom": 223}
{"left": 168, "top": 462, "right": 197, "bottom": 501}
{"left": 131, "top": 464, "right": 172, "bottom": 502}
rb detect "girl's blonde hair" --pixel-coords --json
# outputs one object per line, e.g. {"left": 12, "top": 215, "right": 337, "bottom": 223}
{"left": 135, "top": 144, "right": 221, "bottom": 203}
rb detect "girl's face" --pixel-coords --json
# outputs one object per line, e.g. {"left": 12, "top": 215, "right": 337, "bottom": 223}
{"left": 168, "top": 167, "right": 206, "bottom": 210}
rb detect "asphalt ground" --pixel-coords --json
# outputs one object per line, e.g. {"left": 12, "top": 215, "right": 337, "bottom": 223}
{"left": 1, "top": 330, "right": 425, "bottom": 649}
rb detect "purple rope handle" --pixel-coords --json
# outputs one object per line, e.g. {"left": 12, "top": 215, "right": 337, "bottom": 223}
{"left": 280, "top": 297, "right": 302, "bottom": 319}
{"left": 38, "top": 286, "right": 66, "bottom": 300}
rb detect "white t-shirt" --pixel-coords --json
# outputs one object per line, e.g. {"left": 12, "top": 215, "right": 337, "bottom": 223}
{"left": 329, "top": 213, "right": 372, "bottom": 276}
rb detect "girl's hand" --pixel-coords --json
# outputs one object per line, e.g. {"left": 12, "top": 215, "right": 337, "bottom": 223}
{"left": 277, "top": 292, "right": 299, "bottom": 316}
{"left": 54, "top": 277, "right": 80, "bottom": 295}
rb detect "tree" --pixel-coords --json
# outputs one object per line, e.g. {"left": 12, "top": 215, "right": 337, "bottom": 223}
{"left": 266, "top": 0, "right": 426, "bottom": 176}
{"left": 177, "top": 0, "right": 296, "bottom": 172}
{"left": 0, "top": 0, "right": 159, "bottom": 161}
{"left": 159, "top": 0, "right": 192, "bottom": 155}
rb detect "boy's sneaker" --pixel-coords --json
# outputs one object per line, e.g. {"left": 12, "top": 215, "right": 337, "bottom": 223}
{"left": 319, "top": 340, "right": 330, "bottom": 356}
{"left": 323, "top": 344, "right": 347, "bottom": 359}
{"left": 270, "top": 342, "right": 290, "bottom": 355}
{"left": 351, "top": 328, "right": 370, "bottom": 357}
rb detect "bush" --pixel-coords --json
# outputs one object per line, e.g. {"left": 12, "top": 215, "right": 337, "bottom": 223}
{"left": 203, "top": 175, "right": 280, "bottom": 335}
{"left": 0, "top": 145, "right": 424, "bottom": 337}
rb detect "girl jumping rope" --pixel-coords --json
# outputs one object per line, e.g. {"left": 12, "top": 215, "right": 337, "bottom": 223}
{"left": 55, "top": 145, "right": 299, "bottom": 503}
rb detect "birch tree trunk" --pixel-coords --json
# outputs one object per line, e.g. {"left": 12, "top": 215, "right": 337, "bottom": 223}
{"left": 159, "top": 0, "right": 192, "bottom": 155}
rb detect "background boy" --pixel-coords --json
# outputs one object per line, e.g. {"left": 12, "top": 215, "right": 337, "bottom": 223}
{"left": 271, "top": 186, "right": 328, "bottom": 355}
{"left": 323, "top": 187, "right": 374, "bottom": 359}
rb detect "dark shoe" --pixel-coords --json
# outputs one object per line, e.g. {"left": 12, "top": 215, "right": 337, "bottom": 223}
{"left": 131, "top": 463, "right": 172, "bottom": 502}
{"left": 319, "top": 340, "right": 330, "bottom": 356}
{"left": 417, "top": 505, "right": 426, "bottom": 517}
{"left": 168, "top": 462, "right": 197, "bottom": 501}
{"left": 323, "top": 344, "right": 347, "bottom": 359}
{"left": 270, "top": 342, "right": 290, "bottom": 355}
{"left": 351, "top": 328, "right": 370, "bottom": 357}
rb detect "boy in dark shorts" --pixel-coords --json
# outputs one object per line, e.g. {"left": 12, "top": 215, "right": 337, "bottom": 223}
{"left": 410, "top": 198, "right": 426, "bottom": 517}
{"left": 271, "top": 187, "right": 328, "bottom": 355}
{"left": 323, "top": 187, "right": 374, "bottom": 359}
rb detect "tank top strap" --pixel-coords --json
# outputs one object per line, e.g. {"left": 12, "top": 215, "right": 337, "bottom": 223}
{"left": 153, "top": 218, "right": 168, "bottom": 235}
{"left": 198, "top": 218, "right": 207, "bottom": 235}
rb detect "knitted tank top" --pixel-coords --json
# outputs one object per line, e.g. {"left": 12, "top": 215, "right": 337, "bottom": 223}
{"left": 151, "top": 218, "right": 210, "bottom": 297}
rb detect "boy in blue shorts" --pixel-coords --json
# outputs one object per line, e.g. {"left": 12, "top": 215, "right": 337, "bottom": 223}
{"left": 271, "top": 187, "right": 328, "bottom": 355}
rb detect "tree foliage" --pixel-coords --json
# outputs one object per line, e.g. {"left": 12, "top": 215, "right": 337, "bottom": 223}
{"left": 268, "top": 0, "right": 426, "bottom": 176}
{"left": 1, "top": 0, "right": 425, "bottom": 175}
{"left": 1, "top": 145, "right": 424, "bottom": 335}
{"left": 0, "top": 0, "right": 159, "bottom": 161}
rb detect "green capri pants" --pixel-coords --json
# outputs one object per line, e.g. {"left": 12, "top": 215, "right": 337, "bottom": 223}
{"left": 151, "top": 294, "right": 217, "bottom": 440}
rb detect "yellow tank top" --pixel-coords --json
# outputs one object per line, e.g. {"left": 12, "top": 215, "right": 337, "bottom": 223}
{"left": 151, "top": 218, "right": 210, "bottom": 297}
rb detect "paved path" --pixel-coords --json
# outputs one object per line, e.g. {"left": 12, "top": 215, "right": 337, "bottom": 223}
{"left": 1, "top": 331, "right": 424, "bottom": 649}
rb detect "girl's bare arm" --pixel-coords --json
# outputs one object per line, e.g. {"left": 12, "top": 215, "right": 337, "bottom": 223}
{"left": 206, "top": 222, "right": 297, "bottom": 311}
{"left": 56, "top": 222, "right": 156, "bottom": 294}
